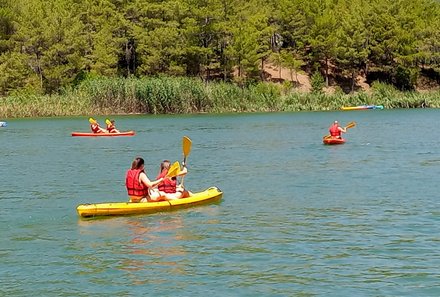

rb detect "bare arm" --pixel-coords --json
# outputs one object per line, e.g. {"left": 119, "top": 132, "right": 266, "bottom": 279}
{"left": 139, "top": 172, "right": 163, "bottom": 188}
{"left": 175, "top": 166, "right": 188, "bottom": 177}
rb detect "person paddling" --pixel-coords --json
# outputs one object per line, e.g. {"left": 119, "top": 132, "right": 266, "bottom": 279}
{"left": 153, "top": 160, "right": 191, "bottom": 200}
{"left": 328, "top": 120, "right": 347, "bottom": 139}
{"left": 106, "top": 119, "right": 120, "bottom": 133}
{"left": 89, "top": 118, "right": 108, "bottom": 133}
{"left": 125, "top": 157, "right": 165, "bottom": 202}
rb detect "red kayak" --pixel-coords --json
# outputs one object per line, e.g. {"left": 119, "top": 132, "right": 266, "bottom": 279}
{"left": 72, "top": 131, "right": 135, "bottom": 137}
{"left": 323, "top": 136, "right": 345, "bottom": 145}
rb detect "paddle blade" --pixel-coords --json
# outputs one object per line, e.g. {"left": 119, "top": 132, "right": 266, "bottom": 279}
{"left": 183, "top": 136, "right": 192, "bottom": 158}
{"left": 166, "top": 161, "right": 180, "bottom": 178}
{"left": 105, "top": 119, "right": 111, "bottom": 126}
{"left": 345, "top": 121, "right": 356, "bottom": 129}
{"left": 88, "top": 117, "right": 97, "bottom": 124}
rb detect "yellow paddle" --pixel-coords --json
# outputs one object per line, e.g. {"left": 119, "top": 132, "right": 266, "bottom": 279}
{"left": 88, "top": 117, "right": 97, "bottom": 124}
{"left": 181, "top": 136, "right": 192, "bottom": 186}
{"left": 166, "top": 161, "right": 181, "bottom": 178}
{"left": 182, "top": 136, "right": 192, "bottom": 165}
{"left": 105, "top": 118, "right": 111, "bottom": 126}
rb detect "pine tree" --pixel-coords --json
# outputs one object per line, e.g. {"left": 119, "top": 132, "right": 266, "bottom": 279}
{"left": 335, "top": 0, "right": 369, "bottom": 92}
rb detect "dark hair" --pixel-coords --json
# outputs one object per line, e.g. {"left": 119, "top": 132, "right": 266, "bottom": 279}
{"left": 160, "top": 160, "right": 170, "bottom": 172}
{"left": 131, "top": 157, "right": 145, "bottom": 170}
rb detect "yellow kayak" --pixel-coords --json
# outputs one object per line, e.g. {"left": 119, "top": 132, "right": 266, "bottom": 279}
{"left": 341, "top": 105, "right": 384, "bottom": 110}
{"left": 76, "top": 186, "right": 223, "bottom": 218}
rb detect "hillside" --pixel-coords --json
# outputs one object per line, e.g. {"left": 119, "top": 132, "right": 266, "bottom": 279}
{"left": 262, "top": 63, "right": 439, "bottom": 94}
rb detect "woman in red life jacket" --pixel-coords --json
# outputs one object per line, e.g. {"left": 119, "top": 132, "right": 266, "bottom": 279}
{"left": 329, "top": 120, "right": 347, "bottom": 139}
{"left": 153, "top": 160, "right": 191, "bottom": 200}
{"left": 106, "top": 119, "right": 120, "bottom": 133}
{"left": 125, "top": 157, "right": 165, "bottom": 202}
{"left": 89, "top": 118, "right": 108, "bottom": 133}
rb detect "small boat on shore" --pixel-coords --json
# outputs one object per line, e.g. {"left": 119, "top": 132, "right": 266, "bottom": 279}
{"left": 71, "top": 131, "right": 135, "bottom": 137}
{"left": 341, "top": 105, "right": 384, "bottom": 111}
{"left": 76, "top": 186, "right": 223, "bottom": 218}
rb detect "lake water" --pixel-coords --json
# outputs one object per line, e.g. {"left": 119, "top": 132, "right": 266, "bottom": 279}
{"left": 1, "top": 109, "right": 439, "bottom": 296}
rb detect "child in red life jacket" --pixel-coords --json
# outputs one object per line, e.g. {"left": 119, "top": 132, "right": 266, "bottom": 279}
{"left": 89, "top": 118, "right": 108, "bottom": 133}
{"left": 153, "top": 160, "right": 191, "bottom": 200}
{"left": 106, "top": 119, "right": 120, "bottom": 133}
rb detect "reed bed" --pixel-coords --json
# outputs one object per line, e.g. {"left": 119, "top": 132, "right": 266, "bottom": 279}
{"left": 1, "top": 77, "right": 439, "bottom": 118}
{"left": 0, "top": 93, "right": 92, "bottom": 118}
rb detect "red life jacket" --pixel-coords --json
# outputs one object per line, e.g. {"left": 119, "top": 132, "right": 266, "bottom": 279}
{"left": 126, "top": 169, "right": 149, "bottom": 196}
{"left": 329, "top": 124, "right": 341, "bottom": 137}
{"left": 90, "top": 124, "right": 101, "bottom": 133}
{"left": 107, "top": 124, "right": 116, "bottom": 133}
{"left": 157, "top": 170, "right": 177, "bottom": 193}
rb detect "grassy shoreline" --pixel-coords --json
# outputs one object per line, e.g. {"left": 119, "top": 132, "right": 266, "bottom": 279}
{"left": 1, "top": 77, "right": 439, "bottom": 119}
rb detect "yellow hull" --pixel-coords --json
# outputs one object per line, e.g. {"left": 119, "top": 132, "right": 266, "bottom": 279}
{"left": 76, "top": 187, "right": 223, "bottom": 218}
{"left": 341, "top": 105, "right": 384, "bottom": 110}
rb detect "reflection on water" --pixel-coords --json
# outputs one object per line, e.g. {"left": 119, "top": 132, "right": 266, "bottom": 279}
{"left": 76, "top": 215, "right": 189, "bottom": 283}
{"left": 122, "top": 217, "right": 187, "bottom": 276}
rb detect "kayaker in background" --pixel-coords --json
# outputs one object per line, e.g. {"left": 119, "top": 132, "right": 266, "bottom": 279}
{"left": 329, "top": 120, "right": 346, "bottom": 139}
{"left": 106, "top": 119, "right": 120, "bottom": 133}
{"left": 126, "top": 157, "right": 165, "bottom": 202}
{"left": 152, "top": 160, "right": 191, "bottom": 200}
{"left": 89, "top": 118, "right": 108, "bottom": 133}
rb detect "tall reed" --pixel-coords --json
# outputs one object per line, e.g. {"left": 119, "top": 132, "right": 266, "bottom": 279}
{"left": 1, "top": 76, "right": 439, "bottom": 118}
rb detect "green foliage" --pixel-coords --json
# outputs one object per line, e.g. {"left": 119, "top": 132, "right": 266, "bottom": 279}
{"left": 2, "top": 76, "right": 440, "bottom": 118}
{"left": 393, "top": 65, "right": 419, "bottom": 91}
{"left": 335, "top": 0, "right": 369, "bottom": 92}
{"left": 0, "top": 1, "right": 15, "bottom": 53}
{"left": 281, "top": 50, "right": 304, "bottom": 83}
{"left": 270, "top": 52, "right": 283, "bottom": 79}
{"left": 271, "top": 0, "right": 307, "bottom": 49}
{"left": 225, "top": 3, "right": 273, "bottom": 82}
{"left": 307, "top": 1, "right": 339, "bottom": 86}
{"left": 249, "top": 82, "right": 282, "bottom": 111}
{"left": 310, "top": 72, "right": 325, "bottom": 94}
{"left": 371, "top": 81, "right": 399, "bottom": 105}
{"left": 0, "top": 0, "right": 439, "bottom": 106}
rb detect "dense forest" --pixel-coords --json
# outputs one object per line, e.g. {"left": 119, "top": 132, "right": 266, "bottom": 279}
{"left": 0, "top": 0, "right": 439, "bottom": 98}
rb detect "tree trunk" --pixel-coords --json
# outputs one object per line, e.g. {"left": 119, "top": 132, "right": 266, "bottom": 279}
{"left": 37, "top": 54, "right": 43, "bottom": 91}
{"left": 125, "top": 42, "right": 130, "bottom": 76}
{"left": 325, "top": 58, "right": 329, "bottom": 87}
{"left": 206, "top": 53, "right": 210, "bottom": 81}
{"left": 351, "top": 70, "right": 355, "bottom": 93}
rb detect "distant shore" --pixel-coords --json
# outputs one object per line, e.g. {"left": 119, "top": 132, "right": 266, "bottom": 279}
{"left": 1, "top": 77, "right": 439, "bottom": 119}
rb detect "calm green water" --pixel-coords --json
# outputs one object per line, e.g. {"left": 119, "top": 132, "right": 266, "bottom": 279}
{"left": 1, "top": 110, "right": 439, "bottom": 296}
